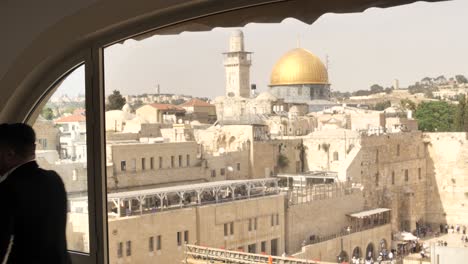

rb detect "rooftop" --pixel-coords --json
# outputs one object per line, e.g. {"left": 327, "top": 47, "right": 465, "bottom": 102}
{"left": 179, "top": 98, "right": 214, "bottom": 107}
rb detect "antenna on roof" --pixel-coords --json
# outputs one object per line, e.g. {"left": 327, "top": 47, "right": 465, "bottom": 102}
{"left": 325, "top": 54, "right": 330, "bottom": 70}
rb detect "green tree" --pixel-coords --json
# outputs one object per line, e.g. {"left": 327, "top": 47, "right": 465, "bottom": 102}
{"left": 41, "top": 107, "right": 54, "bottom": 120}
{"left": 400, "top": 99, "right": 416, "bottom": 112}
{"left": 106, "top": 90, "right": 126, "bottom": 111}
{"left": 372, "top": 100, "right": 391, "bottom": 111}
{"left": 370, "top": 84, "right": 384, "bottom": 94}
{"left": 455, "top": 74, "right": 468, "bottom": 84}
{"left": 464, "top": 100, "right": 468, "bottom": 132}
{"left": 415, "top": 101, "right": 456, "bottom": 132}
{"left": 353, "top": 90, "right": 371, "bottom": 96}
{"left": 454, "top": 94, "right": 466, "bottom": 131}
{"left": 277, "top": 154, "right": 289, "bottom": 168}
{"left": 132, "top": 100, "right": 144, "bottom": 110}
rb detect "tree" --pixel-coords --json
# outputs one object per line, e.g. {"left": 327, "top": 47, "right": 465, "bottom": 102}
{"left": 454, "top": 95, "right": 466, "bottom": 131}
{"left": 415, "top": 101, "right": 456, "bottom": 132}
{"left": 106, "top": 90, "right": 126, "bottom": 111}
{"left": 41, "top": 107, "right": 54, "bottom": 120}
{"left": 370, "top": 84, "right": 384, "bottom": 94}
{"left": 321, "top": 143, "right": 330, "bottom": 170}
{"left": 421, "top": 77, "right": 432, "bottom": 84}
{"left": 455, "top": 75, "right": 468, "bottom": 84}
{"left": 372, "top": 100, "right": 391, "bottom": 111}
{"left": 132, "top": 100, "right": 144, "bottom": 110}
{"left": 384, "top": 87, "right": 393, "bottom": 94}
{"left": 464, "top": 99, "right": 468, "bottom": 132}
{"left": 400, "top": 99, "right": 416, "bottom": 112}
{"left": 353, "top": 90, "right": 371, "bottom": 96}
{"left": 277, "top": 154, "right": 289, "bottom": 168}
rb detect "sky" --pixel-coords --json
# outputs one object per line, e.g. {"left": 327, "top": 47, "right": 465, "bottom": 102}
{"left": 55, "top": 0, "right": 468, "bottom": 99}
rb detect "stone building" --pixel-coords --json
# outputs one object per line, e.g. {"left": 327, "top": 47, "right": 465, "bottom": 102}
{"left": 34, "top": 116, "right": 60, "bottom": 151}
{"left": 222, "top": 30, "right": 252, "bottom": 98}
{"left": 84, "top": 179, "right": 285, "bottom": 264}
{"left": 136, "top": 103, "right": 186, "bottom": 124}
{"left": 178, "top": 98, "right": 216, "bottom": 124}
{"left": 215, "top": 30, "right": 336, "bottom": 125}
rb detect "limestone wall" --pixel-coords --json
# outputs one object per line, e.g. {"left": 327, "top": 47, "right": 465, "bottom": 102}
{"left": 424, "top": 132, "right": 468, "bottom": 226}
{"left": 285, "top": 191, "right": 365, "bottom": 254}
{"left": 197, "top": 194, "right": 285, "bottom": 254}
{"left": 107, "top": 194, "right": 285, "bottom": 264}
{"left": 292, "top": 224, "right": 391, "bottom": 263}
{"left": 252, "top": 139, "right": 302, "bottom": 178}
{"left": 303, "top": 129, "right": 360, "bottom": 173}
{"left": 109, "top": 142, "right": 206, "bottom": 189}
{"left": 108, "top": 208, "right": 197, "bottom": 264}
{"left": 359, "top": 132, "right": 427, "bottom": 232}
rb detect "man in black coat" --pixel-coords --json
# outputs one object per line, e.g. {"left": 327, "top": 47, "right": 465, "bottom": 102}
{"left": 0, "top": 123, "right": 71, "bottom": 263}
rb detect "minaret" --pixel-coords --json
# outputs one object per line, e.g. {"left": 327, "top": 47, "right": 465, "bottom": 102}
{"left": 223, "top": 30, "right": 252, "bottom": 98}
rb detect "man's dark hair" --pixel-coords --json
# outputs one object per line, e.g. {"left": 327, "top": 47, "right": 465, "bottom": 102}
{"left": 0, "top": 123, "right": 36, "bottom": 157}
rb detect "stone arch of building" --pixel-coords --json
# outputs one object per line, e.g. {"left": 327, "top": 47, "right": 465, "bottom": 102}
{"left": 352, "top": 246, "right": 362, "bottom": 259}
{"left": 337, "top": 250, "right": 349, "bottom": 263}
{"left": 380, "top": 238, "right": 388, "bottom": 251}
{"left": 366, "top": 242, "right": 375, "bottom": 259}
{"left": 228, "top": 136, "right": 236, "bottom": 150}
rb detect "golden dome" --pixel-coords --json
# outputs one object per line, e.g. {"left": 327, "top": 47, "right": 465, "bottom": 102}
{"left": 270, "top": 48, "right": 328, "bottom": 86}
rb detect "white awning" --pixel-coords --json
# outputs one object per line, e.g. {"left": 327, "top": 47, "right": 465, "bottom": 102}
{"left": 348, "top": 208, "right": 390, "bottom": 218}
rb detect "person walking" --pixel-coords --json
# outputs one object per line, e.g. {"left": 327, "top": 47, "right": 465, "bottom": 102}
{"left": 0, "top": 123, "right": 71, "bottom": 264}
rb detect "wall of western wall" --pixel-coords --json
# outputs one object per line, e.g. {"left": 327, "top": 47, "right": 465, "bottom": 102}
{"left": 359, "top": 132, "right": 427, "bottom": 232}
{"left": 424, "top": 132, "right": 468, "bottom": 226}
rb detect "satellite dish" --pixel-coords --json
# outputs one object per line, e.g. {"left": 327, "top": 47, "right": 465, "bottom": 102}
{"left": 219, "top": 148, "right": 225, "bottom": 154}
{"left": 227, "top": 166, "right": 234, "bottom": 172}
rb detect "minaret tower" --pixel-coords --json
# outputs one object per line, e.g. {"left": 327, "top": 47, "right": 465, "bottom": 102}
{"left": 223, "top": 30, "right": 252, "bottom": 98}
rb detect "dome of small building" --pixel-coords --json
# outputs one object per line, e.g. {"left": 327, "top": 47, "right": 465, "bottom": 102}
{"left": 106, "top": 110, "right": 135, "bottom": 121}
{"left": 214, "top": 96, "right": 226, "bottom": 104}
{"left": 255, "top": 92, "right": 277, "bottom": 101}
{"left": 122, "top": 103, "right": 133, "bottom": 113}
{"left": 289, "top": 105, "right": 300, "bottom": 113}
{"left": 270, "top": 48, "right": 328, "bottom": 86}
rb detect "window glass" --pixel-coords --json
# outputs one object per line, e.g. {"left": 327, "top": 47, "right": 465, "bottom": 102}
{"left": 32, "top": 65, "right": 90, "bottom": 253}
{"left": 98, "top": 3, "right": 466, "bottom": 262}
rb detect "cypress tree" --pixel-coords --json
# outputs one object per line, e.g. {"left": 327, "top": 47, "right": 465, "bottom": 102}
{"left": 454, "top": 95, "right": 466, "bottom": 131}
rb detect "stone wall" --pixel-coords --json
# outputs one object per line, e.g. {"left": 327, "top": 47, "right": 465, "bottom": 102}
{"left": 292, "top": 224, "right": 391, "bottom": 263}
{"left": 108, "top": 142, "right": 206, "bottom": 189}
{"left": 285, "top": 190, "right": 365, "bottom": 254}
{"left": 252, "top": 139, "right": 303, "bottom": 178}
{"left": 303, "top": 129, "right": 360, "bottom": 173}
{"left": 424, "top": 132, "right": 468, "bottom": 226}
{"left": 107, "top": 194, "right": 285, "bottom": 264}
{"left": 358, "top": 132, "right": 427, "bottom": 232}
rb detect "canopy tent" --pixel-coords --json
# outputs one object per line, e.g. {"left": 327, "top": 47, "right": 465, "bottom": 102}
{"left": 348, "top": 208, "right": 391, "bottom": 218}
{"left": 394, "top": 231, "right": 419, "bottom": 241}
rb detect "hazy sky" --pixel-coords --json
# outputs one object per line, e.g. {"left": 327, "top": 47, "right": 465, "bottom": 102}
{"left": 56, "top": 0, "right": 468, "bottom": 99}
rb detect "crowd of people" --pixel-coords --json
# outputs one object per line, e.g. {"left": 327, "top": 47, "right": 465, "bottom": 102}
{"left": 349, "top": 249, "right": 397, "bottom": 264}
{"left": 439, "top": 223, "right": 466, "bottom": 235}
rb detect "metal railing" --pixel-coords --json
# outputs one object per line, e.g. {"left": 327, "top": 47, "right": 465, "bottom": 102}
{"left": 184, "top": 244, "right": 320, "bottom": 264}
{"left": 305, "top": 222, "right": 390, "bottom": 246}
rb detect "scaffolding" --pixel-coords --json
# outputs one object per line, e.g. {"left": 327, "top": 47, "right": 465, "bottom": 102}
{"left": 107, "top": 178, "right": 280, "bottom": 217}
